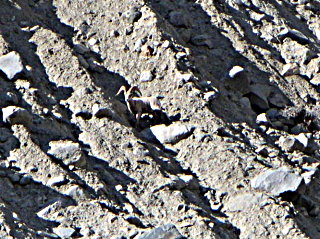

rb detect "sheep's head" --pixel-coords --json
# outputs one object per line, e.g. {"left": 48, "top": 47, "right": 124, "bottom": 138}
{"left": 128, "top": 86, "right": 142, "bottom": 98}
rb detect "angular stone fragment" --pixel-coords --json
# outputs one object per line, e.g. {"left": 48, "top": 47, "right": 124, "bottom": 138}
{"left": 281, "top": 63, "right": 300, "bottom": 76}
{"left": 53, "top": 227, "right": 75, "bottom": 239}
{"left": 139, "top": 124, "right": 195, "bottom": 144}
{"left": 138, "top": 224, "right": 184, "bottom": 239}
{"left": 139, "top": 70, "right": 154, "bottom": 82}
{"left": 0, "top": 51, "right": 23, "bottom": 80}
{"left": 310, "top": 74, "right": 320, "bottom": 86}
{"left": 251, "top": 167, "right": 303, "bottom": 196}
{"left": 47, "top": 140, "right": 86, "bottom": 167}
{"left": 278, "top": 135, "right": 305, "bottom": 152}
{"left": 2, "top": 106, "right": 32, "bottom": 126}
{"left": 37, "top": 200, "right": 63, "bottom": 220}
{"left": 280, "top": 39, "right": 314, "bottom": 64}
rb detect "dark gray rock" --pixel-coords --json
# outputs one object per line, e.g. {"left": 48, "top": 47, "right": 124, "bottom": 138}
{"left": 19, "top": 174, "right": 32, "bottom": 185}
{"left": 139, "top": 124, "right": 195, "bottom": 144}
{"left": 138, "top": 224, "right": 184, "bottom": 239}
{"left": 278, "top": 28, "right": 309, "bottom": 45}
{"left": 251, "top": 167, "right": 304, "bottom": 196}
{"left": 0, "top": 51, "right": 24, "bottom": 80}
{"left": 169, "top": 11, "right": 187, "bottom": 27}
{"left": 2, "top": 106, "right": 32, "bottom": 126}
{"left": 0, "top": 92, "right": 19, "bottom": 107}
{"left": 224, "top": 66, "right": 250, "bottom": 95}
{"left": 190, "top": 34, "right": 215, "bottom": 48}
{"left": 0, "top": 128, "right": 20, "bottom": 157}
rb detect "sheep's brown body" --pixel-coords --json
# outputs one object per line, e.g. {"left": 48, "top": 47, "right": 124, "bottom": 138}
{"left": 116, "top": 85, "right": 165, "bottom": 127}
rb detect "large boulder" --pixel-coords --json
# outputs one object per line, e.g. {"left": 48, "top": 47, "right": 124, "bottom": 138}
{"left": 251, "top": 167, "right": 304, "bottom": 196}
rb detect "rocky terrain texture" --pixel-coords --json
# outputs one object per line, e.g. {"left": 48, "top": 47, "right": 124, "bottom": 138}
{"left": 0, "top": 0, "right": 320, "bottom": 238}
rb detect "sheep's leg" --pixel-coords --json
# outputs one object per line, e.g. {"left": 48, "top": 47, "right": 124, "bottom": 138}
{"left": 135, "top": 111, "right": 142, "bottom": 128}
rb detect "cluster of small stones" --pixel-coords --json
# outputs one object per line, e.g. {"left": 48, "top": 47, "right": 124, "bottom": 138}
{"left": 0, "top": 0, "right": 319, "bottom": 238}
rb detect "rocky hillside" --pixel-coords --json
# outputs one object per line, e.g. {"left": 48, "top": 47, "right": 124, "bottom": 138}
{"left": 0, "top": 0, "right": 320, "bottom": 238}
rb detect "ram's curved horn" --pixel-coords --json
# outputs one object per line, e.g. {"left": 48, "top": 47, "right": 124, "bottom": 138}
{"left": 116, "top": 85, "right": 127, "bottom": 96}
{"left": 128, "top": 86, "right": 142, "bottom": 97}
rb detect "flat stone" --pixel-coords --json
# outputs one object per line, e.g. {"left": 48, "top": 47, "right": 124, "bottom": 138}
{"left": 229, "top": 66, "right": 244, "bottom": 78}
{"left": 225, "top": 192, "right": 267, "bottom": 212}
{"left": 47, "top": 140, "right": 86, "bottom": 167}
{"left": 251, "top": 167, "right": 303, "bottom": 196}
{"left": 138, "top": 224, "right": 184, "bottom": 239}
{"left": 53, "top": 227, "right": 75, "bottom": 239}
{"left": 92, "top": 104, "right": 113, "bottom": 118}
{"left": 249, "top": 84, "right": 270, "bottom": 110}
{"left": 0, "top": 51, "right": 24, "bottom": 80}
{"left": 139, "top": 124, "right": 195, "bottom": 144}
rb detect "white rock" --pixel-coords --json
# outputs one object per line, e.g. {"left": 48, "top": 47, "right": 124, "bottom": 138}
{"left": 0, "top": 51, "right": 23, "bottom": 80}
{"left": 229, "top": 66, "right": 244, "bottom": 78}
{"left": 203, "top": 91, "right": 219, "bottom": 101}
{"left": 140, "top": 124, "right": 195, "bottom": 144}
{"left": 295, "top": 133, "right": 308, "bottom": 148}
{"left": 256, "top": 113, "right": 269, "bottom": 125}
{"left": 53, "top": 227, "right": 75, "bottom": 239}
{"left": 139, "top": 70, "right": 154, "bottom": 82}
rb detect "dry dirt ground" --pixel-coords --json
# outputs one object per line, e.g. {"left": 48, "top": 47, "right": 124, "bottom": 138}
{"left": 0, "top": 0, "right": 320, "bottom": 238}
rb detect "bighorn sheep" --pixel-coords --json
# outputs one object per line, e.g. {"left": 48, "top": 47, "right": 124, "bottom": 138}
{"left": 116, "top": 85, "right": 168, "bottom": 127}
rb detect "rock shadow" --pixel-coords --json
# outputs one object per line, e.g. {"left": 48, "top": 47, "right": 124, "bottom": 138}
{"left": 0, "top": 167, "right": 75, "bottom": 238}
